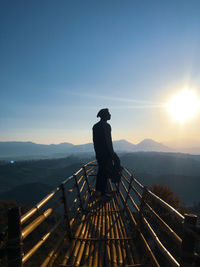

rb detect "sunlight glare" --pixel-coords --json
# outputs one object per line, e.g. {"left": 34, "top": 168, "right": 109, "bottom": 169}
{"left": 167, "top": 90, "right": 200, "bottom": 123}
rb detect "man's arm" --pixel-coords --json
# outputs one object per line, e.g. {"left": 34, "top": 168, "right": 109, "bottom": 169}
{"left": 103, "top": 123, "right": 114, "bottom": 158}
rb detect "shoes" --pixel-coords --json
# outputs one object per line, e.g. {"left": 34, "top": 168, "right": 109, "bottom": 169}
{"left": 103, "top": 192, "right": 112, "bottom": 197}
{"left": 94, "top": 191, "right": 102, "bottom": 197}
{"left": 93, "top": 191, "right": 112, "bottom": 200}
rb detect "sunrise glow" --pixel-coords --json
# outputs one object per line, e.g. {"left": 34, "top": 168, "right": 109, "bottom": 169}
{"left": 167, "top": 90, "right": 200, "bottom": 123}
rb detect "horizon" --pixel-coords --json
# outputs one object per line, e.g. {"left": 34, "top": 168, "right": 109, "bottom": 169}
{"left": 1, "top": 1, "right": 200, "bottom": 147}
{"left": 1, "top": 138, "right": 200, "bottom": 149}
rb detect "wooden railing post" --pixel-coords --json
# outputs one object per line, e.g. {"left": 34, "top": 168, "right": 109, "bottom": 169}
{"left": 74, "top": 174, "right": 84, "bottom": 211}
{"left": 139, "top": 186, "right": 147, "bottom": 226}
{"left": 7, "top": 207, "right": 23, "bottom": 267}
{"left": 181, "top": 213, "right": 197, "bottom": 267}
{"left": 83, "top": 166, "right": 91, "bottom": 195}
{"left": 61, "top": 184, "right": 72, "bottom": 240}
{"left": 124, "top": 174, "right": 134, "bottom": 208}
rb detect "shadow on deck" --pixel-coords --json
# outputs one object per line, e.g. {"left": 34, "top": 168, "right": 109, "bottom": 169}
{"left": 60, "top": 191, "right": 141, "bottom": 267}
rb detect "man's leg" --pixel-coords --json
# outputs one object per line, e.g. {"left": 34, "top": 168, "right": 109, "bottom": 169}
{"left": 96, "top": 159, "right": 107, "bottom": 195}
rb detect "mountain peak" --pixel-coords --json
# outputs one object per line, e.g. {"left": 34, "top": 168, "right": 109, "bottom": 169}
{"left": 138, "top": 139, "right": 161, "bottom": 144}
{"left": 136, "top": 139, "right": 170, "bottom": 152}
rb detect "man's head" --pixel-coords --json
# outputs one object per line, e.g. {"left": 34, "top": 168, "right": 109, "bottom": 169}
{"left": 97, "top": 108, "right": 111, "bottom": 121}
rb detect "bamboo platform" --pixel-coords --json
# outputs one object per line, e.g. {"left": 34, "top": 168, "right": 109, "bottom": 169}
{"left": 3, "top": 161, "right": 199, "bottom": 267}
{"left": 60, "top": 192, "right": 141, "bottom": 267}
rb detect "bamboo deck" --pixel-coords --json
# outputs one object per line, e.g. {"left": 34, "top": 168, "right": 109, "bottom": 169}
{"left": 60, "top": 192, "right": 141, "bottom": 267}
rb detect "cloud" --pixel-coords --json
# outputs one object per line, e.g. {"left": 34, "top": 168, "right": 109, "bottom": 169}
{"left": 62, "top": 89, "right": 165, "bottom": 108}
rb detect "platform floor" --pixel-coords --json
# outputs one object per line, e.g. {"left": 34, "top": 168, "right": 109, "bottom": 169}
{"left": 59, "top": 192, "right": 141, "bottom": 267}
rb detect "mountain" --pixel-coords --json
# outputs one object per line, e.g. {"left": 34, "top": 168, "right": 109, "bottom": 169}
{"left": 113, "top": 139, "right": 136, "bottom": 151}
{"left": 0, "top": 141, "right": 74, "bottom": 158}
{"left": 0, "top": 139, "right": 199, "bottom": 161}
{"left": 135, "top": 139, "right": 171, "bottom": 152}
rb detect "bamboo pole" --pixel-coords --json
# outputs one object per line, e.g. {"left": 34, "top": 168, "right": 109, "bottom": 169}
{"left": 40, "top": 231, "right": 67, "bottom": 267}
{"left": 21, "top": 187, "right": 60, "bottom": 225}
{"left": 124, "top": 174, "right": 134, "bottom": 206}
{"left": 146, "top": 190, "right": 184, "bottom": 222}
{"left": 73, "top": 212, "right": 92, "bottom": 266}
{"left": 112, "top": 195, "right": 134, "bottom": 265}
{"left": 84, "top": 160, "right": 97, "bottom": 167}
{"left": 83, "top": 166, "right": 92, "bottom": 195}
{"left": 113, "top": 200, "right": 127, "bottom": 265}
{"left": 181, "top": 214, "right": 197, "bottom": 267}
{"left": 105, "top": 201, "right": 112, "bottom": 267}
{"left": 121, "top": 179, "right": 140, "bottom": 212}
{"left": 122, "top": 168, "right": 144, "bottom": 190}
{"left": 76, "top": 199, "right": 95, "bottom": 263}
{"left": 92, "top": 201, "right": 101, "bottom": 267}
{"left": 83, "top": 210, "right": 96, "bottom": 265}
{"left": 22, "top": 208, "right": 53, "bottom": 240}
{"left": 98, "top": 202, "right": 105, "bottom": 267}
{"left": 88, "top": 204, "right": 99, "bottom": 267}
{"left": 61, "top": 214, "right": 87, "bottom": 265}
{"left": 61, "top": 183, "right": 72, "bottom": 240}
{"left": 116, "top": 185, "right": 160, "bottom": 266}
{"left": 74, "top": 174, "right": 84, "bottom": 211}
{"left": 22, "top": 218, "right": 63, "bottom": 264}
{"left": 108, "top": 201, "right": 118, "bottom": 267}
{"left": 144, "top": 198, "right": 182, "bottom": 246}
{"left": 7, "top": 207, "right": 23, "bottom": 267}
{"left": 142, "top": 216, "right": 180, "bottom": 266}
{"left": 122, "top": 176, "right": 182, "bottom": 247}
{"left": 122, "top": 174, "right": 142, "bottom": 201}
{"left": 110, "top": 198, "right": 123, "bottom": 266}
{"left": 102, "top": 201, "right": 108, "bottom": 267}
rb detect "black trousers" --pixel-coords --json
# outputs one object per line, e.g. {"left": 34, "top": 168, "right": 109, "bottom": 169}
{"left": 96, "top": 157, "right": 113, "bottom": 194}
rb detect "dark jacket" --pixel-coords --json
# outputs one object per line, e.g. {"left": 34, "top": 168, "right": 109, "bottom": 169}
{"left": 93, "top": 120, "right": 114, "bottom": 160}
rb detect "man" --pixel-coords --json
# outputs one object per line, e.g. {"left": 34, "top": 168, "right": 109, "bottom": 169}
{"left": 92, "top": 108, "right": 115, "bottom": 197}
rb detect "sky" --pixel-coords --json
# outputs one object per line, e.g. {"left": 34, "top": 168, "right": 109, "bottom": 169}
{"left": 1, "top": 0, "right": 200, "bottom": 147}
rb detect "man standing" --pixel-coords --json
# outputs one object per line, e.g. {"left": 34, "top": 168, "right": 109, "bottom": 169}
{"left": 92, "top": 108, "right": 114, "bottom": 197}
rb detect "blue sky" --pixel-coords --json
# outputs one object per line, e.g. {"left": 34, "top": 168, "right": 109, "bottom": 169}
{"left": 1, "top": 0, "right": 200, "bottom": 146}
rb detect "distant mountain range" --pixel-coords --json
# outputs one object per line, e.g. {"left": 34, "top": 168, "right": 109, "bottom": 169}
{"left": 0, "top": 139, "right": 199, "bottom": 160}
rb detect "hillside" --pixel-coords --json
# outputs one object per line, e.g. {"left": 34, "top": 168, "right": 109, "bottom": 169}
{"left": 0, "top": 152, "right": 199, "bottom": 206}
{"left": 0, "top": 183, "right": 53, "bottom": 205}
{"left": 0, "top": 156, "right": 87, "bottom": 193}
{"left": 120, "top": 152, "right": 200, "bottom": 204}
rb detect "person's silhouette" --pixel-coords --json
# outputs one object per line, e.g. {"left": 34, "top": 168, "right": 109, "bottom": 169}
{"left": 92, "top": 108, "right": 115, "bottom": 197}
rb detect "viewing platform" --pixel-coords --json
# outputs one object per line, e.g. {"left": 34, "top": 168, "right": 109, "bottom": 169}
{"left": 0, "top": 161, "right": 199, "bottom": 267}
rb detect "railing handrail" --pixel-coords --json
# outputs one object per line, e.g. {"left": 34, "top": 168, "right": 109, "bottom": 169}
{"left": 122, "top": 166, "right": 185, "bottom": 222}
{"left": 120, "top": 167, "right": 199, "bottom": 267}
{"left": 3, "top": 160, "right": 199, "bottom": 267}
{"left": 146, "top": 189, "right": 185, "bottom": 222}
{"left": 21, "top": 186, "right": 61, "bottom": 225}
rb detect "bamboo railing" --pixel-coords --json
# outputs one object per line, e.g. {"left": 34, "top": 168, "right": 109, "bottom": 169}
{"left": 0, "top": 160, "right": 199, "bottom": 267}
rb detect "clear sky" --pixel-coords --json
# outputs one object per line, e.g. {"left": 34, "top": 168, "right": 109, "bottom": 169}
{"left": 1, "top": 0, "right": 200, "bottom": 146}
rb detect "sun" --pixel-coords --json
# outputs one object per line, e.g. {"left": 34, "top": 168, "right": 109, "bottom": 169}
{"left": 167, "top": 89, "right": 200, "bottom": 123}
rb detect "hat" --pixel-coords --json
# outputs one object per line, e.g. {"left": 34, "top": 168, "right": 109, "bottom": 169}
{"left": 97, "top": 108, "right": 110, "bottom": 118}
